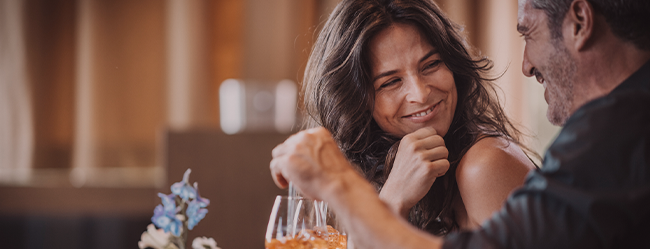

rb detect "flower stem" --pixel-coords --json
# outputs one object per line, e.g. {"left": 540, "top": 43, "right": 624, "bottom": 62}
{"left": 181, "top": 200, "right": 188, "bottom": 249}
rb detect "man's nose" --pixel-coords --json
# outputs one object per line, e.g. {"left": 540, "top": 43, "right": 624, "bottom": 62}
{"left": 405, "top": 77, "right": 430, "bottom": 103}
{"left": 522, "top": 50, "right": 535, "bottom": 78}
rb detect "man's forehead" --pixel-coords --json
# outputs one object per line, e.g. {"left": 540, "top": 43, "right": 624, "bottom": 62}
{"left": 518, "top": 0, "right": 528, "bottom": 17}
{"left": 517, "top": 0, "right": 536, "bottom": 32}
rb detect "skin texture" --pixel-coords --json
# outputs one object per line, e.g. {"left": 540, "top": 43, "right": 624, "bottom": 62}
{"left": 368, "top": 24, "right": 453, "bottom": 218}
{"left": 518, "top": 0, "right": 650, "bottom": 125}
{"left": 369, "top": 23, "right": 457, "bottom": 138}
{"left": 369, "top": 24, "right": 533, "bottom": 227}
{"left": 454, "top": 137, "right": 535, "bottom": 229}
{"left": 518, "top": 3, "right": 577, "bottom": 126}
{"left": 271, "top": 0, "right": 650, "bottom": 248}
{"left": 271, "top": 127, "right": 444, "bottom": 249}
{"left": 379, "top": 126, "right": 450, "bottom": 218}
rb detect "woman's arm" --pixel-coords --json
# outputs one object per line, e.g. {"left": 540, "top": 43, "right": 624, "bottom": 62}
{"left": 455, "top": 136, "right": 535, "bottom": 229}
{"left": 379, "top": 127, "right": 450, "bottom": 218}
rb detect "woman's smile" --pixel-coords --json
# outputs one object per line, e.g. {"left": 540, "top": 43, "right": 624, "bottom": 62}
{"left": 402, "top": 100, "right": 441, "bottom": 120}
{"left": 369, "top": 23, "right": 457, "bottom": 137}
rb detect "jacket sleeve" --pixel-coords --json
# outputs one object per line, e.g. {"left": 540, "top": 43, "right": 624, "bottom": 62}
{"left": 443, "top": 89, "right": 650, "bottom": 249}
{"left": 442, "top": 175, "right": 603, "bottom": 249}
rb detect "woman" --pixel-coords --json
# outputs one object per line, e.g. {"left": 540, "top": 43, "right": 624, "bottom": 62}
{"left": 300, "top": 0, "right": 537, "bottom": 235}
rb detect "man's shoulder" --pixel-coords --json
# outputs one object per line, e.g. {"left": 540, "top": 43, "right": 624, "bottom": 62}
{"left": 540, "top": 88, "right": 650, "bottom": 187}
{"left": 565, "top": 88, "right": 650, "bottom": 136}
{"left": 567, "top": 59, "right": 650, "bottom": 128}
{"left": 551, "top": 88, "right": 650, "bottom": 155}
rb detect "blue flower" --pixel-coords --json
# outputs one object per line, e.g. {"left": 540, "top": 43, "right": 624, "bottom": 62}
{"left": 171, "top": 169, "right": 197, "bottom": 201}
{"left": 186, "top": 182, "right": 210, "bottom": 230}
{"left": 187, "top": 199, "right": 208, "bottom": 230}
{"left": 159, "top": 193, "right": 177, "bottom": 213}
{"left": 152, "top": 193, "right": 182, "bottom": 236}
{"left": 194, "top": 182, "right": 210, "bottom": 208}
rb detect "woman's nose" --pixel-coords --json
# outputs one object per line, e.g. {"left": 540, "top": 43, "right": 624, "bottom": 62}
{"left": 405, "top": 77, "right": 430, "bottom": 103}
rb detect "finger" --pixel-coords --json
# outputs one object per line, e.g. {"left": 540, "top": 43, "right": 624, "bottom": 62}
{"left": 417, "top": 134, "right": 445, "bottom": 150}
{"left": 272, "top": 143, "right": 285, "bottom": 157}
{"left": 269, "top": 158, "right": 289, "bottom": 189}
{"left": 427, "top": 159, "right": 450, "bottom": 178}
{"left": 404, "top": 134, "right": 445, "bottom": 152}
{"left": 409, "top": 126, "right": 438, "bottom": 139}
{"left": 275, "top": 131, "right": 306, "bottom": 155}
{"left": 303, "top": 127, "right": 336, "bottom": 147}
{"left": 420, "top": 146, "right": 449, "bottom": 161}
{"left": 400, "top": 127, "right": 439, "bottom": 148}
{"left": 306, "top": 126, "right": 331, "bottom": 136}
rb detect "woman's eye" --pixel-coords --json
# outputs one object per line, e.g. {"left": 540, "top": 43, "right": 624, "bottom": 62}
{"left": 379, "top": 79, "right": 400, "bottom": 89}
{"left": 424, "top": 60, "right": 441, "bottom": 70}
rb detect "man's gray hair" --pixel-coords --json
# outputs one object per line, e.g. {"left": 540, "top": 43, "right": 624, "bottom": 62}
{"left": 530, "top": 0, "right": 650, "bottom": 50}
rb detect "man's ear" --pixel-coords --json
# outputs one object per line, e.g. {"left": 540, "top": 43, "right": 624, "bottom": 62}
{"left": 565, "top": 0, "right": 594, "bottom": 51}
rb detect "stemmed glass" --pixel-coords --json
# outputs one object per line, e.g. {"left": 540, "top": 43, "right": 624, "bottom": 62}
{"left": 265, "top": 195, "right": 347, "bottom": 249}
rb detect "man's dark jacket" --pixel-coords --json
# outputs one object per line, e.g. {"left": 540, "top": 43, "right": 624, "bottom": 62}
{"left": 444, "top": 60, "right": 650, "bottom": 249}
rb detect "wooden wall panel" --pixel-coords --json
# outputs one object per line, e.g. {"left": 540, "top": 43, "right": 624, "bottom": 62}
{"left": 166, "top": 131, "right": 288, "bottom": 249}
{"left": 212, "top": 0, "right": 246, "bottom": 127}
{"left": 71, "top": 0, "right": 166, "bottom": 170}
{"left": 25, "top": 0, "right": 76, "bottom": 169}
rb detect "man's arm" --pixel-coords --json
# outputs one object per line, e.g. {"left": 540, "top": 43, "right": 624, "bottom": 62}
{"left": 443, "top": 177, "right": 603, "bottom": 249}
{"left": 326, "top": 163, "right": 444, "bottom": 249}
{"left": 270, "top": 127, "right": 444, "bottom": 249}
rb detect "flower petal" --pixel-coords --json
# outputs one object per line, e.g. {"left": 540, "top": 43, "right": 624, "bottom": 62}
{"left": 170, "top": 182, "right": 184, "bottom": 196}
{"left": 152, "top": 217, "right": 169, "bottom": 231}
{"left": 171, "top": 183, "right": 196, "bottom": 201}
{"left": 158, "top": 193, "right": 177, "bottom": 213}
{"left": 147, "top": 224, "right": 171, "bottom": 246}
{"left": 169, "top": 218, "right": 183, "bottom": 237}
{"left": 192, "top": 236, "right": 219, "bottom": 249}
{"left": 182, "top": 169, "right": 191, "bottom": 183}
{"left": 193, "top": 182, "right": 210, "bottom": 207}
{"left": 188, "top": 207, "right": 208, "bottom": 230}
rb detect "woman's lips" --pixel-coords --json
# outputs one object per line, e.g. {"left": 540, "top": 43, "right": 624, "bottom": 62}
{"left": 406, "top": 105, "right": 434, "bottom": 117}
{"left": 403, "top": 101, "right": 441, "bottom": 122}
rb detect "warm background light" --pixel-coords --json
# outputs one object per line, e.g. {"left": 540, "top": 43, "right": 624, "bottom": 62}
{"left": 0, "top": 0, "right": 559, "bottom": 248}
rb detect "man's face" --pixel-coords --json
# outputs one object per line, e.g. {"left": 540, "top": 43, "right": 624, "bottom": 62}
{"left": 518, "top": 0, "right": 577, "bottom": 126}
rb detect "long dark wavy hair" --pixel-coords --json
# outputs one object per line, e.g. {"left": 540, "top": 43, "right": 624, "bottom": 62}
{"left": 302, "top": 0, "right": 534, "bottom": 235}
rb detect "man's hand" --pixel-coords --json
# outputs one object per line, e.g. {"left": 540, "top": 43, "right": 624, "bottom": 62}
{"left": 380, "top": 127, "right": 450, "bottom": 217}
{"left": 270, "top": 127, "right": 445, "bottom": 249}
{"left": 270, "top": 127, "right": 359, "bottom": 200}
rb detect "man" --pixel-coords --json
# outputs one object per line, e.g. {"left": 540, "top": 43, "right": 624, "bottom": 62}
{"left": 270, "top": 0, "right": 650, "bottom": 248}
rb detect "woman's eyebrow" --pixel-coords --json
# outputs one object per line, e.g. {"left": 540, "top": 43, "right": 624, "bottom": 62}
{"left": 419, "top": 49, "right": 438, "bottom": 64}
{"left": 372, "top": 69, "right": 399, "bottom": 83}
{"left": 372, "top": 49, "right": 439, "bottom": 83}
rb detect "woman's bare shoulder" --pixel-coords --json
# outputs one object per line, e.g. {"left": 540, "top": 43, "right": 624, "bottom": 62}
{"left": 456, "top": 136, "right": 534, "bottom": 182}
{"left": 454, "top": 136, "right": 535, "bottom": 228}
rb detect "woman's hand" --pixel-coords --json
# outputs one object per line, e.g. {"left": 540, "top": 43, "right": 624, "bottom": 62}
{"left": 379, "top": 127, "right": 450, "bottom": 218}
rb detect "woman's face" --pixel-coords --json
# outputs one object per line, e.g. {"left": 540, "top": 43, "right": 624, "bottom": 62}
{"left": 368, "top": 23, "right": 457, "bottom": 137}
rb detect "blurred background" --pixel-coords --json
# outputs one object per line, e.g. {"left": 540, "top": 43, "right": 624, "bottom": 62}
{"left": 0, "top": 0, "right": 559, "bottom": 248}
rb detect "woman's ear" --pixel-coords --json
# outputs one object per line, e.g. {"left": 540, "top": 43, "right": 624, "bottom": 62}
{"left": 565, "top": 0, "right": 594, "bottom": 51}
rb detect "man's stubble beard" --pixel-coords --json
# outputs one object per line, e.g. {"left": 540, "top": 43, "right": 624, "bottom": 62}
{"left": 543, "top": 39, "right": 576, "bottom": 126}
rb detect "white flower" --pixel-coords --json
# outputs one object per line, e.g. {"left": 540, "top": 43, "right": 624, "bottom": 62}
{"left": 192, "top": 236, "right": 220, "bottom": 249}
{"left": 139, "top": 224, "right": 179, "bottom": 249}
